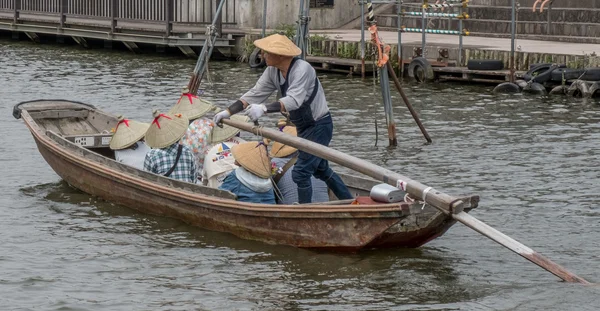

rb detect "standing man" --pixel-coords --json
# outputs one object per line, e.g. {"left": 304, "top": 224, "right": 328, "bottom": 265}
{"left": 213, "top": 34, "right": 353, "bottom": 204}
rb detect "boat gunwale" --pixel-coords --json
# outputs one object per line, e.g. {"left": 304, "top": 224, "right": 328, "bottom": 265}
{"left": 20, "top": 102, "right": 415, "bottom": 218}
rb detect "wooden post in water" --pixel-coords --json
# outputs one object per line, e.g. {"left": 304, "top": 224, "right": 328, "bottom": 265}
{"left": 165, "top": 0, "right": 173, "bottom": 37}
{"left": 221, "top": 118, "right": 590, "bottom": 284}
{"left": 110, "top": 0, "right": 117, "bottom": 35}
{"left": 13, "top": 0, "right": 20, "bottom": 25}
{"left": 59, "top": 0, "right": 67, "bottom": 29}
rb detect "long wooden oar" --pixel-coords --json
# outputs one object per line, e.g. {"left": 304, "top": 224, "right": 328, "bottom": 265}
{"left": 386, "top": 63, "right": 432, "bottom": 143}
{"left": 222, "top": 118, "right": 590, "bottom": 284}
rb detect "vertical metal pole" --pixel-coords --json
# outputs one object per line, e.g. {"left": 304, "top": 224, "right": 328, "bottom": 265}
{"left": 261, "top": 0, "right": 267, "bottom": 38}
{"left": 110, "top": 0, "right": 117, "bottom": 34}
{"left": 13, "top": 0, "right": 20, "bottom": 24}
{"left": 421, "top": 1, "right": 426, "bottom": 55}
{"left": 59, "top": 0, "right": 66, "bottom": 28}
{"left": 360, "top": 0, "right": 365, "bottom": 79}
{"left": 165, "top": 0, "right": 173, "bottom": 37}
{"left": 459, "top": 4, "right": 463, "bottom": 66}
{"left": 510, "top": 0, "right": 516, "bottom": 83}
{"left": 216, "top": 0, "right": 224, "bottom": 38}
{"left": 305, "top": 0, "right": 310, "bottom": 57}
{"left": 547, "top": 1, "right": 552, "bottom": 35}
{"left": 397, "top": 0, "right": 401, "bottom": 77}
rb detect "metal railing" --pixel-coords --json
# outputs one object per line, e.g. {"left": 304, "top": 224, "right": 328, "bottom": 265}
{"left": 0, "top": 0, "right": 237, "bottom": 34}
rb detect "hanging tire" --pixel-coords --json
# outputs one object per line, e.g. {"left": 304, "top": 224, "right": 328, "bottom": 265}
{"left": 249, "top": 47, "right": 266, "bottom": 68}
{"left": 580, "top": 68, "right": 600, "bottom": 81}
{"left": 493, "top": 82, "right": 520, "bottom": 94}
{"left": 408, "top": 57, "right": 434, "bottom": 83}
{"left": 522, "top": 82, "right": 547, "bottom": 95}
{"left": 567, "top": 80, "right": 591, "bottom": 98}
{"left": 551, "top": 68, "right": 585, "bottom": 82}
{"left": 515, "top": 79, "right": 528, "bottom": 89}
{"left": 549, "top": 85, "right": 568, "bottom": 95}
{"left": 467, "top": 59, "right": 504, "bottom": 70}
{"left": 523, "top": 64, "right": 557, "bottom": 83}
{"left": 588, "top": 82, "right": 600, "bottom": 97}
{"left": 529, "top": 63, "right": 566, "bottom": 70}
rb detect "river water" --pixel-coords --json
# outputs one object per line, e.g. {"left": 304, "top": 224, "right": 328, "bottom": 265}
{"left": 1, "top": 39, "right": 599, "bottom": 311}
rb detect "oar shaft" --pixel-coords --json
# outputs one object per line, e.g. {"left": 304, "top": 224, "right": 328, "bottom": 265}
{"left": 386, "top": 63, "right": 432, "bottom": 143}
{"left": 453, "top": 212, "right": 590, "bottom": 284}
{"left": 221, "top": 118, "right": 590, "bottom": 284}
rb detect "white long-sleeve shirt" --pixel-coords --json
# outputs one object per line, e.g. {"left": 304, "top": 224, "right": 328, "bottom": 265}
{"left": 240, "top": 59, "right": 329, "bottom": 121}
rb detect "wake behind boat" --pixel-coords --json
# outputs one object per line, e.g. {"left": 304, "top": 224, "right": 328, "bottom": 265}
{"left": 13, "top": 99, "right": 479, "bottom": 251}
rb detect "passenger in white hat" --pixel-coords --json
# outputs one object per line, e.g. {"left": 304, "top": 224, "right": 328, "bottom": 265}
{"left": 109, "top": 115, "right": 151, "bottom": 170}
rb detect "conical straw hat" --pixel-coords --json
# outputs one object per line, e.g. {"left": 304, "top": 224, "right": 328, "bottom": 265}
{"left": 232, "top": 141, "right": 272, "bottom": 179}
{"left": 168, "top": 87, "right": 215, "bottom": 120}
{"left": 145, "top": 109, "right": 189, "bottom": 149}
{"left": 109, "top": 115, "right": 150, "bottom": 150}
{"left": 254, "top": 34, "right": 301, "bottom": 57}
{"left": 210, "top": 114, "right": 250, "bottom": 144}
{"left": 269, "top": 126, "right": 298, "bottom": 158}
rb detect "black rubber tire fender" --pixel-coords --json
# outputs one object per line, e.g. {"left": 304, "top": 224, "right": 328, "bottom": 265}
{"left": 567, "top": 80, "right": 591, "bottom": 98}
{"left": 588, "top": 82, "right": 600, "bottom": 97}
{"left": 532, "top": 64, "right": 559, "bottom": 84}
{"left": 551, "top": 68, "right": 585, "bottom": 82}
{"left": 467, "top": 59, "right": 504, "bottom": 70}
{"left": 248, "top": 47, "right": 266, "bottom": 68}
{"left": 580, "top": 68, "right": 600, "bottom": 81}
{"left": 523, "top": 63, "right": 553, "bottom": 82}
{"left": 529, "top": 63, "right": 566, "bottom": 70}
{"left": 408, "top": 57, "right": 435, "bottom": 83}
{"left": 515, "top": 79, "right": 528, "bottom": 89}
{"left": 549, "top": 85, "right": 568, "bottom": 95}
{"left": 492, "top": 82, "right": 520, "bottom": 94}
{"left": 522, "top": 82, "right": 548, "bottom": 95}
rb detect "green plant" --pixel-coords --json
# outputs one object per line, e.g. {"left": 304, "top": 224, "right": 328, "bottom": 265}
{"left": 238, "top": 38, "right": 256, "bottom": 63}
{"left": 269, "top": 24, "right": 296, "bottom": 39}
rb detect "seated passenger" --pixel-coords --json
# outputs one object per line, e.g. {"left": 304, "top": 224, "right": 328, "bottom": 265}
{"left": 170, "top": 89, "right": 249, "bottom": 181}
{"left": 270, "top": 126, "right": 329, "bottom": 204}
{"left": 143, "top": 110, "right": 197, "bottom": 183}
{"left": 202, "top": 141, "right": 239, "bottom": 188}
{"left": 109, "top": 115, "right": 150, "bottom": 170}
{"left": 219, "top": 142, "right": 275, "bottom": 204}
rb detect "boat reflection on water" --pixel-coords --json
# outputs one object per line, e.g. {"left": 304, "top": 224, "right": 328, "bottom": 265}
{"left": 20, "top": 181, "right": 485, "bottom": 307}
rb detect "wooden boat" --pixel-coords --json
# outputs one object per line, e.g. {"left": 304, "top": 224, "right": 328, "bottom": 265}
{"left": 13, "top": 99, "right": 479, "bottom": 251}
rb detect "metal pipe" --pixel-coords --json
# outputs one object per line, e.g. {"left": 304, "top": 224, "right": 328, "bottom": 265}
{"left": 361, "top": 0, "right": 366, "bottom": 79}
{"left": 458, "top": 4, "right": 463, "bottom": 66}
{"left": 510, "top": 0, "right": 516, "bottom": 83}
{"left": 261, "top": 0, "right": 267, "bottom": 37}
{"left": 421, "top": 1, "right": 426, "bottom": 54}
{"left": 398, "top": 0, "right": 403, "bottom": 79}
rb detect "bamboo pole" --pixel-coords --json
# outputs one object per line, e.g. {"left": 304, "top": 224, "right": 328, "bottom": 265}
{"left": 221, "top": 118, "right": 590, "bottom": 284}
{"left": 386, "top": 63, "right": 432, "bottom": 143}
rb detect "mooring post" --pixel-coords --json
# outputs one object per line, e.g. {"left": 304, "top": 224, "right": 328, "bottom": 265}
{"left": 509, "top": 0, "right": 516, "bottom": 83}
{"left": 110, "top": 0, "right": 117, "bottom": 35}
{"left": 360, "top": 0, "right": 366, "bottom": 79}
{"left": 397, "top": 0, "right": 402, "bottom": 78}
{"left": 458, "top": 2, "right": 464, "bottom": 66}
{"left": 59, "top": 0, "right": 67, "bottom": 30}
{"left": 13, "top": 0, "right": 20, "bottom": 25}
{"left": 261, "top": 0, "right": 267, "bottom": 38}
{"left": 165, "top": 0, "right": 173, "bottom": 37}
{"left": 421, "top": 0, "right": 427, "bottom": 55}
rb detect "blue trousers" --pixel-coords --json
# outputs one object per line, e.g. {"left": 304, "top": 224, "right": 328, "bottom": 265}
{"left": 291, "top": 114, "right": 353, "bottom": 204}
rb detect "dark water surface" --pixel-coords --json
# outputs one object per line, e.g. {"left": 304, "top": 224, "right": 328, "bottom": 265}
{"left": 1, "top": 40, "right": 599, "bottom": 311}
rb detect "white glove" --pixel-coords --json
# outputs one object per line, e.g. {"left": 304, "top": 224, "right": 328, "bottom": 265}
{"left": 213, "top": 110, "right": 231, "bottom": 127}
{"left": 244, "top": 104, "right": 267, "bottom": 121}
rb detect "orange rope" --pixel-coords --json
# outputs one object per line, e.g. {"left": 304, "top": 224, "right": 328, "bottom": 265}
{"left": 368, "top": 24, "right": 390, "bottom": 68}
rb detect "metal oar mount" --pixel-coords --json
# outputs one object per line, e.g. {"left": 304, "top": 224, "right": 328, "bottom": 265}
{"left": 221, "top": 118, "right": 590, "bottom": 284}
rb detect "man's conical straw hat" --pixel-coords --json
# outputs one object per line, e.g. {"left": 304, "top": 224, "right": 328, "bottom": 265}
{"left": 145, "top": 109, "right": 189, "bottom": 149}
{"left": 269, "top": 126, "right": 298, "bottom": 158}
{"left": 109, "top": 115, "right": 150, "bottom": 150}
{"left": 210, "top": 114, "right": 251, "bottom": 144}
{"left": 254, "top": 34, "right": 301, "bottom": 57}
{"left": 168, "top": 87, "right": 215, "bottom": 120}
{"left": 232, "top": 142, "right": 272, "bottom": 179}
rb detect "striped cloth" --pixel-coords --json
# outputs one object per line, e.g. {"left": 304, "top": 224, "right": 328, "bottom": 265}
{"left": 143, "top": 142, "right": 197, "bottom": 183}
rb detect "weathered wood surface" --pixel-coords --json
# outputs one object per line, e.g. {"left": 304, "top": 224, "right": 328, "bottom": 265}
{"left": 12, "top": 99, "right": 478, "bottom": 250}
